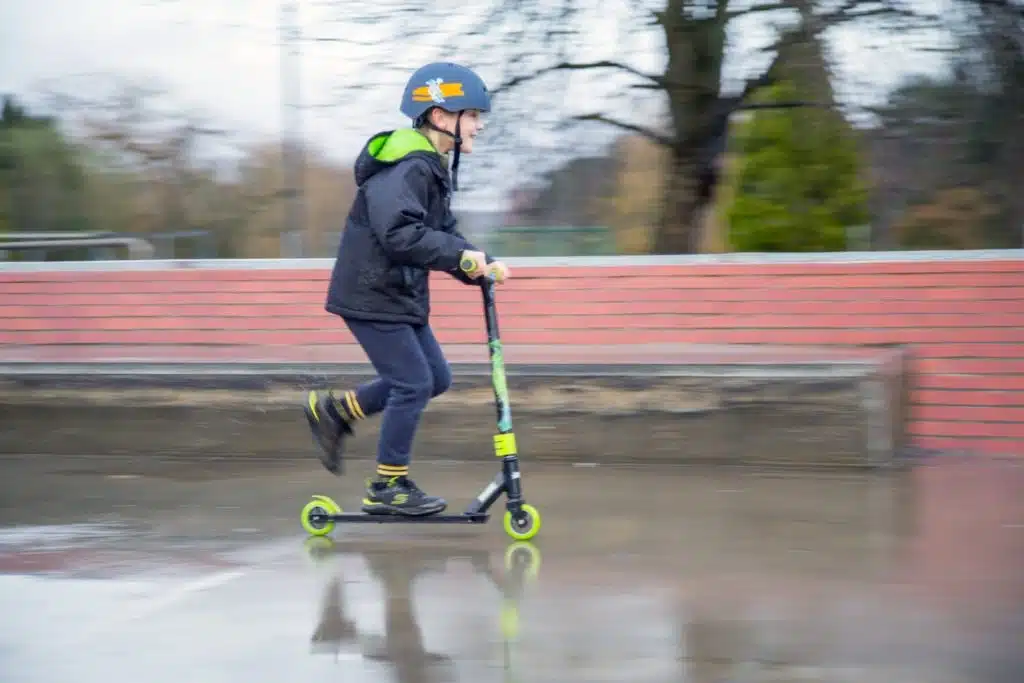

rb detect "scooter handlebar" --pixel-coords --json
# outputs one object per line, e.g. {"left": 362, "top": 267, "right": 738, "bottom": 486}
{"left": 460, "top": 256, "right": 499, "bottom": 283}
{"left": 459, "top": 255, "right": 478, "bottom": 273}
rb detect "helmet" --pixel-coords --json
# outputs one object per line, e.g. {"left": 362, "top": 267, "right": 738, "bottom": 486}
{"left": 399, "top": 62, "right": 491, "bottom": 192}
{"left": 400, "top": 62, "right": 491, "bottom": 122}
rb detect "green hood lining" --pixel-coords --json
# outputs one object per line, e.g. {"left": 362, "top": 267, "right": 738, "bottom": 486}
{"left": 368, "top": 128, "right": 439, "bottom": 162}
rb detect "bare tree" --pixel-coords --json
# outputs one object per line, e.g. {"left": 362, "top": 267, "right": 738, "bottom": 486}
{"left": 864, "top": 0, "right": 1022, "bottom": 248}
{"left": 313, "top": 0, "right": 937, "bottom": 253}
{"left": 35, "top": 78, "right": 233, "bottom": 234}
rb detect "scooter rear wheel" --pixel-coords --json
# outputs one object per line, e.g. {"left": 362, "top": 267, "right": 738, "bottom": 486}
{"left": 301, "top": 495, "right": 343, "bottom": 537}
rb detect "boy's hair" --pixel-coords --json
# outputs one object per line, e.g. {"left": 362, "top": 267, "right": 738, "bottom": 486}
{"left": 412, "top": 110, "right": 434, "bottom": 130}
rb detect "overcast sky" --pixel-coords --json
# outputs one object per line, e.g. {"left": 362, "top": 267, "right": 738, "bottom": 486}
{"left": 1, "top": 0, "right": 951, "bottom": 209}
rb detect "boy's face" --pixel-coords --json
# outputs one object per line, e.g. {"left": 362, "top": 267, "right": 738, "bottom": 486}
{"left": 432, "top": 109, "right": 485, "bottom": 154}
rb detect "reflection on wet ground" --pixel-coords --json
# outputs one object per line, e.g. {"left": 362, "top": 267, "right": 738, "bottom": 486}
{"left": 0, "top": 455, "right": 1020, "bottom": 682}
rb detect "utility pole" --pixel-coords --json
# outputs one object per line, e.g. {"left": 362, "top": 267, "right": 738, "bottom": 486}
{"left": 279, "top": 0, "right": 306, "bottom": 257}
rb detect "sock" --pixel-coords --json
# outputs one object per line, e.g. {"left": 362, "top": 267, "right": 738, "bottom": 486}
{"left": 375, "top": 463, "right": 409, "bottom": 480}
{"left": 331, "top": 390, "right": 365, "bottom": 422}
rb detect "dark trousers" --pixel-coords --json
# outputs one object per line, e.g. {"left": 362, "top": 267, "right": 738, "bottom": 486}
{"left": 344, "top": 318, "right": 452, "bottom": 468}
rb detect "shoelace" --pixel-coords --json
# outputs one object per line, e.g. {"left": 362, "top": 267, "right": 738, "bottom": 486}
{"left": 395, "top": 476, "right": 421, "bottom": 492}
{"left": 373, "top": 475, "right": 422, "bottom": 491}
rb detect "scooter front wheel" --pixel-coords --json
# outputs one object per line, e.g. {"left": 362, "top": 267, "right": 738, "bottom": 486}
{"left": 503, "top": 503, "right": 541, "bottom": 541}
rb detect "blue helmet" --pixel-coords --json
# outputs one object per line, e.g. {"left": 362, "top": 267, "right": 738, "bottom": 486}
{"left": 400, "top": 62, "right": 491, "bottom": 121}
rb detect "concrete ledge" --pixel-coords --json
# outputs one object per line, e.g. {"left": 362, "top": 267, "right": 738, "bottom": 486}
{"left": 0, "top": 359, "right": 890, "bottom": 388}
{"left": 0, "top": 341, "right": 903, "bottom": 368}
{"left": 0, "top": 345, "right": 907, "bottom": 470}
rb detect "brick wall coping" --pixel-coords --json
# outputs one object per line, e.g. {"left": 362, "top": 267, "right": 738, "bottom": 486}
{"left": 1, "top": 249, "right": 1021, "bottom": 273}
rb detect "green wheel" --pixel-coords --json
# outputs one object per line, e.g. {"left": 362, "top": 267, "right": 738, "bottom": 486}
{"left": 301, "top": 494, "right": 342, "bottom": 537}
{"left": 503, "top": 503, "right": 541, "bottom": 541}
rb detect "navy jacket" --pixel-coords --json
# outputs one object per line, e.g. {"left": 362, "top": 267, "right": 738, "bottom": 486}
{"left": 325, "top": 129, "right": 485, "bottom": 325}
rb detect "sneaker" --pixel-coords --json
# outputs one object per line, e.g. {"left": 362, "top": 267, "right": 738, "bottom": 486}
{"left": 362, "top": 476, "right": 447, "bottom": 517}
{"left": 304, "top": 390, "right": 352, "bottom": 475}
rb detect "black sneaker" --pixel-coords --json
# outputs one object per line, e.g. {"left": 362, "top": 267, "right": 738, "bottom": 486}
{"left": 304, "top": 390, "right": 352, "bottom": 475}
{"left": 362, "top": 476, "right": 447, "bottom": 517}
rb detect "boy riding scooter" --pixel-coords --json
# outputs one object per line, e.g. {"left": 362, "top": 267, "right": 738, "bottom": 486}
{"left": 304, "top": 62, "right": 509, "bottom": 518}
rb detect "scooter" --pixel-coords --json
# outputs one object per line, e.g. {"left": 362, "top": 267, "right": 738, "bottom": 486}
{"left": 299, "top": 266, "right": 542, "bottom": 541}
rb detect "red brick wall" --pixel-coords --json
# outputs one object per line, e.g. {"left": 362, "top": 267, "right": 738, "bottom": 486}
{"left": 1, "top": 256, "right": 1022, "bottom": 456}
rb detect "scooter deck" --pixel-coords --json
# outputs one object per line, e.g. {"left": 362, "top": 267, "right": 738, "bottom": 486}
{"left": 319, "top": 512, "right": 490, "bottom": 524}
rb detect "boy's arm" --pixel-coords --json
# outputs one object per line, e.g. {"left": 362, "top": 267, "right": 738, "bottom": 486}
{"left": 365, "top": 161, "right": 471, "bottom": 272}
{"left": 440, "top": 213, "right": 494, "bottom": 284}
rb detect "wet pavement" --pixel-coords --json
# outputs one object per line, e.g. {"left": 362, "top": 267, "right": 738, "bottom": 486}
{"left": 0, "top": 454, "right": 1021, "bottom": 683}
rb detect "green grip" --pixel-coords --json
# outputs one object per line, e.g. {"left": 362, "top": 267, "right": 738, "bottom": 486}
{"left": 460, "top": 256, "right": 478, "bottom": 273}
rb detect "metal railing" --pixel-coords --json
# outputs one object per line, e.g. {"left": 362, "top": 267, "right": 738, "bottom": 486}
{"left": 0, "top": 232, "right": 155, "bottom": 261}
{"left": 476, "top": 225, "right": 617, "bottom": 257}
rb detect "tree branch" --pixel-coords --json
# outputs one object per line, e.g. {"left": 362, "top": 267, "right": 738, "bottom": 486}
{"left": 974, "top": 0, "right": 1024, "bottom": 19}
{"left": 818, "top": 0, "right": 941, "bottom": 29}
{"left": 737, "top": 101, "right": 823, "bottom": 110}
{"left": 570, "top": 113, "right": 674, "bottom": 147}
{"left": 726, "top": 1, "right": 789, "bottom": 21}
{"left": 739, "top": 71, "right": 776, "bottom": 102}
{"left": 492, "top": 61, "right": 664, "bottom": 95}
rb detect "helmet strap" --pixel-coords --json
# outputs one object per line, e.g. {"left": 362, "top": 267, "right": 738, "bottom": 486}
{"left": 450, "top": 114, "right": 463, "bottom": 191}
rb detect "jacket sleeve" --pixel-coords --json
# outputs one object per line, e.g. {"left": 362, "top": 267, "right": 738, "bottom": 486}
{"left": 364, "top": 160, "right": 470, "bottom": 271}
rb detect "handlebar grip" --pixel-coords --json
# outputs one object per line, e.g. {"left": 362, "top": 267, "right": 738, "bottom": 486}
{"left": 460, "top": 256, "right": 478, "bottom": 274}
{"left": 461, "top": 256, "right": 499, "bottom": 284}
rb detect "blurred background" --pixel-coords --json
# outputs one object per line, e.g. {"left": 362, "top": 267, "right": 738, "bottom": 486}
{"left": 1, "top": 0, "right": 1021, "bottom": 262}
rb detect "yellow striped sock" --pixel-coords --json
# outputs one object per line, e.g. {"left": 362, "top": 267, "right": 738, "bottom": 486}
{"left": 333, "top": 390, "right": 365, "bottom": 421}
{"left": 376, "top": 463, "right": 409, "bottom": 478}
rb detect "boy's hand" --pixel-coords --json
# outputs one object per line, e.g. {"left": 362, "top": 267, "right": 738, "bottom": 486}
{"left": 459, "top": 250, "right": 488, "bottom": 278}
{"left": 488, "top": 261, "right": 510, "bottom": 283}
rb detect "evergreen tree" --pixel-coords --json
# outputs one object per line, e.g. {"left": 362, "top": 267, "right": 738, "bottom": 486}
{"left": 0, "top": 94, "right": 90, "bottom": 235}
{"left": 722, "top": 81, "right": 870, "bottom": 252}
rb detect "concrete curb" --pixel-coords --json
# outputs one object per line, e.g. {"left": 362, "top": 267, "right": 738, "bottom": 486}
{"left": 0, "top": 358, "right": 888, "bottom": 392}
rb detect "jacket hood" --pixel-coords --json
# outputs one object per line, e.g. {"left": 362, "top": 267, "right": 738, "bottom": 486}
{"left": 353, "top": 128, "right": 448, "bottom": 186}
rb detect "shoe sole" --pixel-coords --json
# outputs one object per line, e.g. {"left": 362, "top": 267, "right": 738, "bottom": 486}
{"left": 361, "top": 502, "right": 448, "bottom": 517}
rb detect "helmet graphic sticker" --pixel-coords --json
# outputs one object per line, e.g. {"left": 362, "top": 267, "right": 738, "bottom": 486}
{"left": 414, "top": 78, "right": 465, "bottom": 104}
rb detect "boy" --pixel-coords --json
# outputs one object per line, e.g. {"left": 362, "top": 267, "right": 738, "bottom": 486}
{"left": 304, "top": 62, "right": 509, "bottom": 518}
